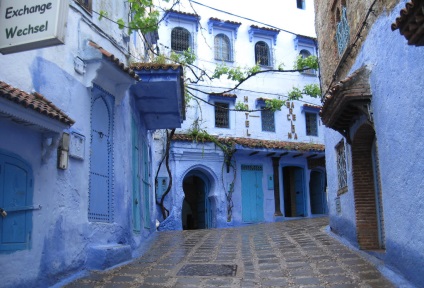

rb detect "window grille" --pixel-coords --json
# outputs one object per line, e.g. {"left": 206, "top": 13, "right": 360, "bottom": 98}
{"left": 75, "top": 0, "right": 92, "bottom": 12}
{"left": 305, "top": 112, "right": 318, "bottom": 136}
{"left": 261, "top": 109, "right": 275, "bottom": 132}
{"left": 336, "top": 141, "right": 348, "bottom": 190}
{"left": 336, "top": 6, "right": 350, "bottom": 56}
{"left": 171, "top": 27, "right": 191, "bottom": 52}
{"left": 255, "top": 41, "right": 270, "bottom": 66}
{"left": 297, "top": 0, "right": 305, "bottom": 9}
{"left": 215, "top": 34, "right": 231, "bottom": 61}
{"left": 215, "top": 102, "right": 229, "bottom": 128}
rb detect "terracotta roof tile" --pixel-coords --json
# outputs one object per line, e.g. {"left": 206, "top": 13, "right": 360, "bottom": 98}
{"left": 88, "top": 41, "right": 139, "bottom": 80}
{"left": 250, "top": 25, "right": 280, "bottom": 33}
{"left": 130, "top": 63, "right": 181, "bottom": 71}
{"left": 172, "top": 134, "right": 325, "bottom": 152}
{"left": 391, "top": 0, "right": 424, "bottom": 46}
{"left": 209, "top": 93, "right": 237, "bottom": 98}
{"left": 303, "top": 104, "right": 321, "bottom": 110}
{"left": 0, "top": 81, "right": 75, "bottom": 126}
{"left": 209, "top": 17, "right": 242, "bottom": 26}
{"left": 168, "top": 9, "right": 199, "bottom": 18}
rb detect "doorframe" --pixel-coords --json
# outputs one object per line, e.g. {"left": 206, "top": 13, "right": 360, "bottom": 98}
{"left": 281, "top": 164, "right": 308, "bottom": 217}
{"left": 309, "top": 168, "right": 327, "bottom": 215}
{"left": 182, "top": 170, "right": 213, "bottom": 229}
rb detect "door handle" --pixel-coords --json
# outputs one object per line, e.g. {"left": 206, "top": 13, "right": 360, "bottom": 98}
{"left": 0, "top": 208, "right": 7, "bottom": 218}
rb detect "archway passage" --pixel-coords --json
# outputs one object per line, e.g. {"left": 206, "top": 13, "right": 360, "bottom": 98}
{"left": 283, "top": 166, "right": 306, "bottom": 217}
{"left": 351, "top": 124, "right": 385, "bottom": 250}
{"left": 309, "top": 171, "right": 327, "bottom": 214}
{"left": 182, "top": 174, "right": 211, "bottom": 230}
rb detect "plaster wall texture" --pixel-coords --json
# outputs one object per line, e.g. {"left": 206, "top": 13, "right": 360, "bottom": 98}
{"left": 317, "top": 1, "right": 424, "bottom": 286}
{"left": 0, "top": 2, "right": 157, "bottom": 287}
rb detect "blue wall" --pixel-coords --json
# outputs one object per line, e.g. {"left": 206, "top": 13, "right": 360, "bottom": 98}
{"left": 325, "top": 1, "right": 424, "bottom": 286}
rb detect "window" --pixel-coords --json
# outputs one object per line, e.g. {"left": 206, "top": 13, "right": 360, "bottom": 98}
{"left": 171, "top": 27, "right": 191, "bottom": 52}
{"left": 336, "top": 140, "right": 348, "bottom": 192}
{"left": 305, "top": 112, "right": 318, "bottom": 136}
{"left": 261, "top": 109, "right": 275, "bottom": 132}
{"left": 255, "top": 41, "right": 270, "bottom": 66}
{"left": 215, "top": 34, "right": 231, "bottom": 61}
{"left": 335, "top": 6, "right": 350, "bottom": 55}
{"left": 75, "top": 0, "right": 92, "bottom": 12}
{"left": 299, "top": 49, "right": 316, "bottom": 75}
{"left": 297, "top": 0, "right": 305, "bottom": 9}
{"left": 215, "top": 102, "right": 229, "bottom": 128}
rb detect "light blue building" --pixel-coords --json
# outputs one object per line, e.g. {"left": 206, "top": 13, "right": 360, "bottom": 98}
{"left": 315, "top": 0, "right": 424, "bottom": 286}
{"left": 153, "top": 1, "right": 328, "bottom": 231}
{"left": 0, "top": 1, "right": 183, "bottom": 287}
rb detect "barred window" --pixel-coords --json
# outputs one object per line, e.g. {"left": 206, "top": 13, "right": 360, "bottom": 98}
{"left": 261, "top": 109, "right": 275, "bottom": 132}
{"left": 215, "top": 102, "right": 229, "bottom": 128}
{"left": 336, "top": 141, "right": 348, "bottom": 191}
{"left": 305, "top": 112, "right": 318, "bottom": 136}
{"left": 215, "top": 34, "right": 231, "bottom": 61}
{"left": 336, "top": 6, "right": 350, "bottom": 56}
{"left": 171, "top": 27, "right": 191, "bottom": 52}
{"left": 75, "top": 0, "right": 92, "bottom": 12}
{"left": 255, "top": 41, "right": 270, "bottom": 66}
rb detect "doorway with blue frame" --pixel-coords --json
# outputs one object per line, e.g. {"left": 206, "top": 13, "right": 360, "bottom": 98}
{"left": 182, "top": 171, "right": 212, "bottom": 230}
{"left": 283, "top": 166, "right": 306, "bottom": 217}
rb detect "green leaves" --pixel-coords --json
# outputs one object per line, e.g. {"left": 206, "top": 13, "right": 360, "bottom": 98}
{"left": 212, "top": 64, "right": 261, "bottom": 82}
{"left": 235, "top": 102, "right": 249, "bottom": 111}
{"left": 288, "top": 84, "right": 321, "bottom": 100}
{"left": 265, "top": 99, "right": 284, "bottom": 112}
{"left": 294, "top": 55, "right": 319, "bottom": 71}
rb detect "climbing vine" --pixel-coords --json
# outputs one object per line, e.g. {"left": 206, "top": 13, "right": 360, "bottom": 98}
{"left": 186, "top": 122, "right": 237, "bottom": 222}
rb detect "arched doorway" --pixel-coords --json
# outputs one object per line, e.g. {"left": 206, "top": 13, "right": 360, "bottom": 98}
{"left": 309, "top": 170, "right": 327, "bottom": 214}
{"left": 351, "top": 123, "right": 385, "bottom": 249}
{"left": 283, "top": 166, "right": 306, "bottom": 217}
{"left": 182, "top": 172, "right": 211, "bottom": 230}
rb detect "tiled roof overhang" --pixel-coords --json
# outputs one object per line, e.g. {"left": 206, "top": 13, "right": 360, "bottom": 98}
{"left": 0, "top": 81, "right": 74, "bottom": 132}
{"left": 248, "top": 25, "right": 280, "bottom": 45}
{"left": 320, "top": 66, "right": 372, "bottom": 143}
{"left": 165, "top": 9, "right": 200, "bottom": 31}
{"left": 89, "top": 41, "right": 139, "bottom": 80}
{"left": 172, "top": 134, "right": 325, "bottom": 153}
{"left": 208, "top": 18, "right": 242, "bottom": 38}
{"left": 391, "top": 0, "right": 424, "bottom": 46}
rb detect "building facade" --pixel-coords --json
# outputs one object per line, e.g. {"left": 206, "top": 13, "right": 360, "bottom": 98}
{"left": 315, "top": 0, "right": 424, "bottom": 286}
{"left": 153, "top": 0, "right": 327, "bottom": 231}
{"left": 0, "top": 1, "right": 183, "bottom": 287}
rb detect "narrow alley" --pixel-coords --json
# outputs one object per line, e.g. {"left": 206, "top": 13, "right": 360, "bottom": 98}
{"left": 63, "top": 217, "right": 395, "bottom": 288}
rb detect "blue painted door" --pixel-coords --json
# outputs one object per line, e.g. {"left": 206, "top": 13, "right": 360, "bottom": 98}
{"left": 132, "top": 118, "right": 141, "bottom": 232}
{"left": 241, "top": 165, "right": 264, "bottom": 223}
{"left": 89, "top": 88, "right": 114, "bottom": 222}
{"left": 294, "top": 168, "right": 305, "bottom": 217}
{"left": 141, "top": 139, "right": 150, "bottom": 229}
{"left": 0, "top": 152, "right": 33, "bottom": 251}
{"left": 309, "top": 171, "right": 327, "bottom": 214}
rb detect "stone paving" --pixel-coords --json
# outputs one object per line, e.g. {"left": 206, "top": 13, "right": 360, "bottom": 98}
{"left": 64, "top": 217, "right": 395, "bottom": 288}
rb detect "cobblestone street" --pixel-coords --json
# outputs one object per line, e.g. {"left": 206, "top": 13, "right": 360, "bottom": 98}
{"left": 64, "top": 217, "right": 395, "bottom": 288}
